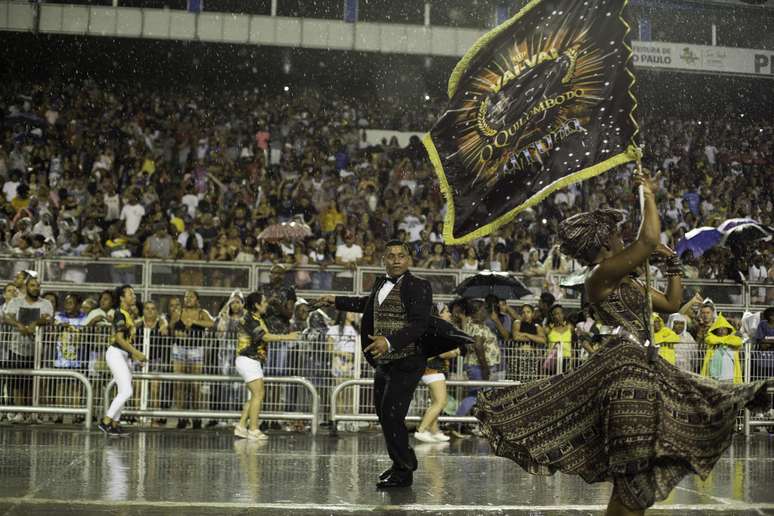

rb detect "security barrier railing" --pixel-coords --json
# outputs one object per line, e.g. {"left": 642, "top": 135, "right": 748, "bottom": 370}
{"left": 0, "top": 323, "right": 771, "bottom": 436}
{"left": 329, "top": 379, "right": 521, "bottom": 431}
{"left": 103, "top": 373, "right": 320, "bottom": 435}
{"left": 0, "top": 369, "right": 93, "bottom": 428}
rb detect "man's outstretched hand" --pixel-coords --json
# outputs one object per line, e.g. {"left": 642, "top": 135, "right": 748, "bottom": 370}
{"left": 365, "top": 335, "right": 389, "bottom": 358}
{"left": 314, "top": 295, "right": 336, "bottom": 308}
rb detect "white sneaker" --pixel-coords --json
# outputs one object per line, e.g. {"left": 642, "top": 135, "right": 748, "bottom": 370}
{"left": 234, "top": 425, "right": 248, "bottom": 439}
{"left": 12, "top": 413, "right": 25, "bottom": 424}
{"left": 432, "top": 432, "right": 450, "bottom": 442}
{"left": 247, "top": 429, "right": 268, "bottom": 440}
{"left": 414, "top": 430, "right": 437, "bottom": 443}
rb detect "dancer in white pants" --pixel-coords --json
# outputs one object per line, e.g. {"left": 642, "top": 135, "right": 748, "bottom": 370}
{"left": 99, "top": 285, "right": 147, "bottom": 436}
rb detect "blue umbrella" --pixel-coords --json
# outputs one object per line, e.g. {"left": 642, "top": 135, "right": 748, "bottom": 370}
{"left": 717, "top": 218, "right": 757, "bottom": 233}
{"left": 676, "top": 227, "right": 722, "bottom": 258}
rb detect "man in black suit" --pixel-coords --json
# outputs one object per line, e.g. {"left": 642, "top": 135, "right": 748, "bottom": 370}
{"left": 319, "top": 240, "right": 432, "bottom": 488}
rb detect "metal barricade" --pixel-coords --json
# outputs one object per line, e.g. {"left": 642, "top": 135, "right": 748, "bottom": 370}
{"left": 104, "top": 373, "right": 320, "bottom": 435}
{"left": 0, "top": 369, "right": 93, "bottom": 428}
{"left": 744, "top": 340, "right": 774, "bottom": 436}
{"left": 330, "top": 379, "right": 520, "bottom": 430}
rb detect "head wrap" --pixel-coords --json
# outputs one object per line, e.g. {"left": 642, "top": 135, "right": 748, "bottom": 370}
{"left": 665, "top": 314, "right": 696, "bottom": 343}
{"left": 558, "top": 209, "right": 627, "bottom": 265}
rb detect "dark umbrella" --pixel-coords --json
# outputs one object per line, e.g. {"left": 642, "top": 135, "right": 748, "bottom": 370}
{"left": 675, "top": 226, "right": 722, "bottom": 258}
{"left": 717, "top": 217, "right": 757, "bottom": 233}
{"left": 257, "top": 221, "right": 312, "bottom": 242}
{"left": 721, "top": 223, "right": 773, "bottom": 249}
{"left": 454, "top": 271, "right": 531, "bottom": 299}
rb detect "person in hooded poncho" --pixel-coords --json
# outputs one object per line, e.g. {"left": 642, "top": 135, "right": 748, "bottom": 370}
{"left": 667, "top": 313, "right": 698, "bottom": 372}
{"left": 700, "top": 313, "right": 743, "bottom": 384}
{"left": 653, "top": 314, "right": 680, "bottom": 366}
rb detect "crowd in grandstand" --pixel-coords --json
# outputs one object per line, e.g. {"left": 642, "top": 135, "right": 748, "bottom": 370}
{"left": 0, "top": 81, "right": 771, "bottom": 289}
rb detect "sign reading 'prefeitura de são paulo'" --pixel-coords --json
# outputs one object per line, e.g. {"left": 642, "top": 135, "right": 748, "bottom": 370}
{"left": 632, "top": 41, "right": 774, "bottom": 78}
{"left": 424, "top": 0, "right": 640, "bottom": 244}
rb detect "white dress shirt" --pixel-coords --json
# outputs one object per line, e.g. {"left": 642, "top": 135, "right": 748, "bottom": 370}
{"left": 377, "top": 275, "right": 401, "bottom": 305}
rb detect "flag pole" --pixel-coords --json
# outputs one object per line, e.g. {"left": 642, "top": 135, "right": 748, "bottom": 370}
{"left": 638, "top": 161, "right": 657, "bottom": 362}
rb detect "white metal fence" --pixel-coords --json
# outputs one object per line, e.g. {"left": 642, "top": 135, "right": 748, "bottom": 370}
{"left": 1, "top": 323, "right": 771, "bottom": 434}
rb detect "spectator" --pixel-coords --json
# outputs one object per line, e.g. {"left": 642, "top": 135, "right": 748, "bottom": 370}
{"left": 169, "top": 289, "right": 215, "bottom": 429}
{"left": 453, "top": 299, "right": 500, "bottom": 438}
{"left": 652, "top": 314, "right": 681, "bottom": 366}
{"left": 752, "top": 308, "right": 774, "bottom": 416}
{"left": 308, "top": 238, "right": 333, "bottom": 290}
{"left": 483, "top": 295, "right": 512, "bottom": 380}
{"left": 326, "top": 311, "right": 360, "bottom": 432}
{"left": 52, "top": 293, "right": 87, "bottom": 423}
{"left": 105, "top": 224, "right": 136, "bottom": 284}
{"left": 84, "top": 291, "right": 115, "bottom": 326}
{"left": 103, "top": 182, "right": 121, "bottom": 225}
{"left": 0, "top": 283, "right": 18, "bottom": 411}
{"left": 1, "top": 283, "right": 19, "bottom": 308}
{"left": 524, "top": 249, "right": 545, "bottom": 277}
{"left": 119, "top": 192, "right": 145, "bottom": 237}
{"left": 143, "top": 222, "right": 176, "bottom": 259}
{"left": 667, "top": 313, "right": 698, "bottom": 372}
{"left": 3, "top": 276, "right": 53, "bottom": 423}
{"left": 422, "top": 243, "right": 449, "bottom": 269}
{"left": 136, "top": 300, "right": 170, "bottom": 427}
{"left": 510, "top": 304, "right": 547, "bottom": 381}
{"left": 210, "top": 290, "right": 246, "bottom": 428}
{"left": 334, "top": 231, "right": 362, "bottom": 290}
{"left": 3, "top": 169, "right": 21, "bottom": 203}
{"left": 544, "top": 304, "right": 573, "bottom": 374}
{"left": 261, "top": 269, "right": 297, "bottom": 429}
{"left": 12, "top": 271, "right": 29, "bottom": 299}
{"left": 459, "top": 246, "right": 480, "bottom": 271}
{"left": 701, "top": 313, "right": 743, "bottom": 384}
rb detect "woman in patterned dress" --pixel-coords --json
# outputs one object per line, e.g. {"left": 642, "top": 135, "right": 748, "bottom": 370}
{"left": 472, "top": 169, "right": 771, "bottom": 515}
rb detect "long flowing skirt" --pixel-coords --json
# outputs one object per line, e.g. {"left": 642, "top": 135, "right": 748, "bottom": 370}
{"left": 472, "top": 337, "right": 772, "bottom": 510}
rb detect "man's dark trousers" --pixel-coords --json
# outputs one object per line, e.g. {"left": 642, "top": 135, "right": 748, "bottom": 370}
{"left": 373, "top": 354, "right": 426, "bottom": 476}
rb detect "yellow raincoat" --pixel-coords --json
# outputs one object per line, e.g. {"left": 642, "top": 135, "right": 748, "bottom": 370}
{"left": 700, "top": 313, "right": 743, "bottom": 384}
{"left": 653, "top": 314, "right": 680, "bottom": 365}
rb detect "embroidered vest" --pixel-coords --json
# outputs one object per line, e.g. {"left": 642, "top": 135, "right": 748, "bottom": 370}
{"left": 373, "top": 280, "right": 418, "bottom": 364}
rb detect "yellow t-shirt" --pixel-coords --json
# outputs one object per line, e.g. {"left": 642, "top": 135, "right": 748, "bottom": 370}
{"left": 547, "top": 326, "right": 572, "bottom": 358}
{"left": 141, "top": 158, "right": 156, "bottom": 175}
{"left": 321, "top": 209, "right": 345, "bottom": 233}
{"left": 170, "top": 216, "right": 185, "bottom": 234}
{"left": 11, "top": 197, "right": 29, "bottom": 211}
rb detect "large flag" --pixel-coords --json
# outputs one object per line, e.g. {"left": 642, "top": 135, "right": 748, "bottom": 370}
{"left": 424, "top": 0, "right": 640, "bottom": 244}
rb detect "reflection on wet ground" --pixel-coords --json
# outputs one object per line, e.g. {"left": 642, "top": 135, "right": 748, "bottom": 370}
{"left": 0, "top": 426, "right": 773, "bottom": 515}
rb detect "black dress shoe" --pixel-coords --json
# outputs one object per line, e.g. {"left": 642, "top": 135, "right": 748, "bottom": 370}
{"left": 376, "top": 472, "right": 412, "bottom": 489}
{"left": 379, "top": 467, "right": 394, "bottom": 481}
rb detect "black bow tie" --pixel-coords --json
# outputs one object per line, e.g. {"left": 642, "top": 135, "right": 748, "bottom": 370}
{"left": 384, "top": 275, "right": 401, "bottom": 284}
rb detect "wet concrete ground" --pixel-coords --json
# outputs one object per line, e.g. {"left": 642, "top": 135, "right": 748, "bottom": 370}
{"left": 0, "top": 425, "right": 773, "bottom": 515}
